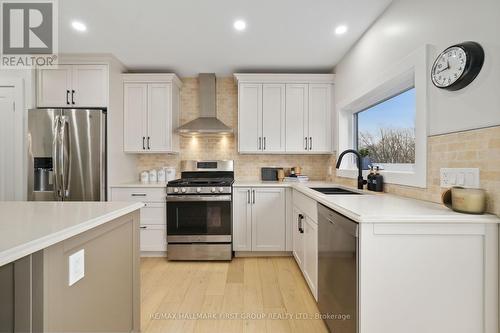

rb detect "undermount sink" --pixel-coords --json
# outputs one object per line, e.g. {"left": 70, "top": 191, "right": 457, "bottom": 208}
{"left": 309, "top": 187, "right": 362, "bottom": 195}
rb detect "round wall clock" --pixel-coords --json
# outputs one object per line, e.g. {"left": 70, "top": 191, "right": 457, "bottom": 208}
{"left": 431, "top": 41, "right": 484, "bottom": 91}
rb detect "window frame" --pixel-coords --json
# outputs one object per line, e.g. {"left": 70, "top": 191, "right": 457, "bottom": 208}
{"left": 354, "top": 86, "right": 416, "bottom": 169}
{"left": 336, "top": 45, "right": 430, "bottom": 188}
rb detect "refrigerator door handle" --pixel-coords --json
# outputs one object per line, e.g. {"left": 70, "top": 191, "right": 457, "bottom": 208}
{"left": 52, "top": 115, "right": 62, "bottom": 199}
{"left": 60, "top": 116, "right": 71, "bottom": 198}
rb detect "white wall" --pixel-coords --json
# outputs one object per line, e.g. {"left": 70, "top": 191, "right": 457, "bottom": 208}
{"left": 106, "top": 57, "right": 138, "bottom": 192}
{"left": 0, "top": 69, "right": 35, "bottom": 200}
{"left": 334, "top": 0, "right": 500, "bottom": 135}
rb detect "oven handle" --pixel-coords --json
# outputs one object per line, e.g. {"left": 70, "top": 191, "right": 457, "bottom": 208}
{"left": 166, "top": 195, "right": 232, "bottom": 202}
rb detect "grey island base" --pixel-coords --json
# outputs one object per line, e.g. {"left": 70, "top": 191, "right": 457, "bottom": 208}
{"left": 0, "top": 202, "right": 144, "bottom": 333}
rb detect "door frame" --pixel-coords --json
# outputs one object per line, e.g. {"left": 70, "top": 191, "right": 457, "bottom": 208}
{"left": 0, "top": 78, "right": 25, "bottom": 200}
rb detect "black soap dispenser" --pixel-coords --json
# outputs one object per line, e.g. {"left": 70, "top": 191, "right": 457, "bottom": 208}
{"left": 367, "top": 166, "right": 375, "bottom": 191}
{"left": 374, "top": 166, "right": 384, "bottom": 192}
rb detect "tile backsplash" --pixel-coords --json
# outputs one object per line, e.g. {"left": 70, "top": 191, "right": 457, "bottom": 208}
{"left": 136, "top": 77, "right": 330, "bottom": 181}
{"left": 329, "top": 125, "right": 500, "bottom": 216}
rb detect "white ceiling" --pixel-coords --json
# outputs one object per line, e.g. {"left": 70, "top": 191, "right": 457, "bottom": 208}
{"left": 59, "top": 0, "right": 392, "bottom": 77}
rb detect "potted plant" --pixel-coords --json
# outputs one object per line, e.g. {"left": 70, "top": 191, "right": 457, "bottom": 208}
{"left": 358, "top": 148, "right": 372, "bottom": 170}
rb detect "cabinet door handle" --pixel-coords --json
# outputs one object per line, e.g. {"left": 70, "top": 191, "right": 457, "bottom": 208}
{"left": 258, "top": 137, "right": 262, "bottom": 150}
{"left": 304, "top": 137, "right": 308, "bottom": 150}
{"left": 252, "top": 190, "right": 256, "bottom": 204}
{"left": 147, "top": 136, "right": 151, "bottom": 150}
{"left": 247, "top": 190, "right": 250, "bottom": 204}
{"left": 131, "top": 193, "right": 147, "bottom": 197}
{"left": 142, "top": 137, "right": 146, "bottom": 150}
{"left": 71, "top": 90, "right": 75, "bottom": 105}
{"left": 140, "top": 226, "right": 147, "bottom": 229}
{"left": 309, "top": 137, "right": 312, "bottom": 150}
{"left": 66, "top": 90, "right": 70, "bottom": 105}
{"left": 263, "top": 137, "right": 266, "bottom": 150}
{"left": 299, "top": 214, "right": 304, "bottom": 233}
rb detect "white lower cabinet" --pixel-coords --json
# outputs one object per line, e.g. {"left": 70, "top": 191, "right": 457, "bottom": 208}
{"left": 140, "top": 224, "right": 166, "bottom": 252}
{"left": 292, "top": 207, "right": 305, "bottom": 267}
{"left": 303, "top": 216, "right": 318, "bottom": 299}
{"left": 293, "top": 192, "right": 318, "bottom": 300}
{"left": 110, "top": 186, "right": 167, "bottom": 254}
{"left": 232, "top": 188, "right": 252, "bottom": 251}
{"left": 232, "top": 187, "right": 286, "bottom": 252}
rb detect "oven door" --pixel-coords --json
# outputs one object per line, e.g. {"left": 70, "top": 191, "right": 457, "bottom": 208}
{"left": 166, "top": 194, "right": 232, "bottom": 242}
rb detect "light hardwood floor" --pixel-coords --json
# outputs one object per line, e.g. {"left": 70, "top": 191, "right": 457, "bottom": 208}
{"left": 141, "top": 256, "right": 328, "bottom": 333}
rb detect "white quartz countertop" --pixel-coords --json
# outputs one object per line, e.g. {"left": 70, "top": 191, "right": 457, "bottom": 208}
{"left": 0, "top": 201, "right": 144, "bottom": 267}
{"left": 110, "top": 182, "right": 167, "bottom": 188}
{"left": 234, "top": 181, "right": 500, "bottom": 224}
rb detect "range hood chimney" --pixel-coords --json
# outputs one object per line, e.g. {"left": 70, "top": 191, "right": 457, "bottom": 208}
{"left": 177, "top": 73, "right": 233, "bottom": 136}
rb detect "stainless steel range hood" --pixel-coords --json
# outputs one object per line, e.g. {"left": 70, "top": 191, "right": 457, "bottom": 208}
{"left": 177, "top": 73, "right": 233, "bottom": 135}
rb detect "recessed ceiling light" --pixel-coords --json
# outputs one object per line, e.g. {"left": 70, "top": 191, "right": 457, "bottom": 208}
{"left": 233, "top": 20, "right": 246, "bottom": 31}
{"left": 71, "top": 21, "right": 87, "bottom": 32}
{"left": 335, "top": 25, "right": 348, "bottom": 35}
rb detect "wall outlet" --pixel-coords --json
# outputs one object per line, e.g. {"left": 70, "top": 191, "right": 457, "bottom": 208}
{"left": 440, "top": 168, "right": 480, "bottom": 188}
{"left": 68, "top": 249, "right": 85, "bottom": 286}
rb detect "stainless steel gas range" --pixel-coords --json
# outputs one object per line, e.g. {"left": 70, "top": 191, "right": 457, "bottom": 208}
{"left": 166, "top": 160, "right": 234, "bottom": 260}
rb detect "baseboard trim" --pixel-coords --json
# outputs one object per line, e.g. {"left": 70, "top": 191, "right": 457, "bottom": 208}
{"left": 140, "top": 251, "right": 167, "bottom": 258}
{"left": 234, "top": 251, "right": 292, "bottom": 257}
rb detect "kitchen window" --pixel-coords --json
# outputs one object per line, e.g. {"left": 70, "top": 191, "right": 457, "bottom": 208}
{"left": 354, "top": 87, "right": 416, "bottom": 172}
{"left": 336, "top": 45, "right": 429, "bottom": 188}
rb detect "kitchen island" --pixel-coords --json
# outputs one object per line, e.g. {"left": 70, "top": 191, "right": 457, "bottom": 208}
{"left": 0, "top": 201, "right": 144, "bottom": 333}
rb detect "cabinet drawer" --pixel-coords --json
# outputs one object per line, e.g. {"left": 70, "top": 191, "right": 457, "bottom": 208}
{"left": 293, "top": 190, "right": 318, "bottom": 222}
{"left": 141, "top": 203, "right": 166, "bottom": 225}
{"left": 111, "top": 187, "right": 166, "bottom": 203}
{"left": 139, "top": 224, "right": 166, "bottom": 252}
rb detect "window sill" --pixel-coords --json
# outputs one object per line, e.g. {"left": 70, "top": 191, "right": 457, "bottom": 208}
{"left": 336, "top": 168, "right": 426, "bottom": 188}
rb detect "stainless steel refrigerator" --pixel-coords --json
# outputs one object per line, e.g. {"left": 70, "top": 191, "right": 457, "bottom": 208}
{"left": 27, "top": 109, "right": 106, "bottom": 201}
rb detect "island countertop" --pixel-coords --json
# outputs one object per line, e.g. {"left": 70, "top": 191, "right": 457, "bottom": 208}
{"left": 0, "top": 201, "right": 144, "bottom": 267}
{"left": 234, "top": 181, "right": 500, "bottom": 224}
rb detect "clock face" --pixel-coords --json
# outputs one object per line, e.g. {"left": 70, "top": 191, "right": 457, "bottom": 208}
{"left": 431, "top": 46, "right": 467, "bottom": 88}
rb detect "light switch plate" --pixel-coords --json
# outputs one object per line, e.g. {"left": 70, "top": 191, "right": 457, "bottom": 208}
{"left": 440, "top": 168, "right": 480, "bottom": 188}
{"left": 68, "top": 249, "right": 85, "bottom": 286}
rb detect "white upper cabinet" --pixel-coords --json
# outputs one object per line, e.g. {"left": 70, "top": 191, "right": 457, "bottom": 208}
{"left": 286, "top": 84, "right": 309, "bottom": 152}
{"left": 147, "top": 83, "right": 172, "bottom": 152}
{"left": 122, "top": 74, "right": 182, "bottom": 154}
{"left": 71, "top": 65, "right": 108, "bottom": 108}
{"left": 262, "top": 84, "right": 286, "bottom": 152}
{"left": 37, "top": 66, "right": 72, "bottom": 107}
{"left": 308, "top": 84, "right": 332, "bottom": 152}
{"left": 37, "top": 64, "right": 108, "bottom": 107}
{"left": 124, "top": 84, "right": 148, "bottom": 152}
{"left": 234, "top": 74, "right": 334, "bottom": 154}
{"left": 238, "top": 83, "right": 262, "bottom": 152}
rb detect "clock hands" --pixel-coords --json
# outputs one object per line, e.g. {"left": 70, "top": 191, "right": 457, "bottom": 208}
{"left": 436, "top": 60, "right": 450, "bottom": 75}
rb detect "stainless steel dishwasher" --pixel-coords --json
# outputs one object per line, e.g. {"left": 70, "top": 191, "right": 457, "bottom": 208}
{"left": 318, "top": 203, "right": 358, "bottom": 333}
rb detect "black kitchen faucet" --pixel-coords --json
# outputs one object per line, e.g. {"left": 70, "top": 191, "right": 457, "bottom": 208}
{"left": 335, "top": 149, "right": 367, "bottom": 190}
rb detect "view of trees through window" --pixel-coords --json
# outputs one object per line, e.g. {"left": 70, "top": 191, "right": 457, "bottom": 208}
{"left": 356, "top": 88, "right": 416, "bottom": 165}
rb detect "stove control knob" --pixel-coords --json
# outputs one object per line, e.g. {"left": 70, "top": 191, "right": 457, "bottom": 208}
{"left": 196, "top": 187, "right": 202, "bottom": 193}
{"left": 211, "top": 187, "right": 216, "bottom": 193}
{"left": 173, "top": 188, "right": 179, "bottom": 193}
{"left": 218, "top": 187, "right": 224, "bottom": 193}
{"left": 181, "top": 188, "right": 187, "bottom": 193}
